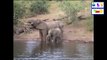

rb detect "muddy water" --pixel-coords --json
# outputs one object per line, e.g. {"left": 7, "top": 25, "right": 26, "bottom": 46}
{"left": 14, "top": 40, "right": 93, "bottom": 60}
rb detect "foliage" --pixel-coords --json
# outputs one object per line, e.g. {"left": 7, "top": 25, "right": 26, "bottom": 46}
{"left": 14, "top": 0, "right": 49, "bottom": 25}
{"left": 59, "top": 1, "right": 85, "bottom": 24}
{"left": 59, "top": 1, "right": 93, "bottom": 31}
{"left": 14, "top": 1, "right": 26, "bottom": 25}
{"left": 30, "top": 0, "right": 49, "bottom": 15}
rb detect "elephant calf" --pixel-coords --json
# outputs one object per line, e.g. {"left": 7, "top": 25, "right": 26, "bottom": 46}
{"left": 46, "top": 28, "right": 62, "bottom": 43}
{"left": 45, "top": 20, "right": 64, "bottom": 34}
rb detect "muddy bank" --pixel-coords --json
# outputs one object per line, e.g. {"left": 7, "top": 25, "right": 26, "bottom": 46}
{"left": 14, "top": 25, "right": 93, "bottom": 43}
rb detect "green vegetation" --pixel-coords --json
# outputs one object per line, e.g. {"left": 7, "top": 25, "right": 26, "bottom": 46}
{"left": 59, "top": 1, "right": 85, "bottom": 24}
{"left": 58, "top": 1, "right": 93, "bottom": 31}
{"left": 14, "top": 1, "right": 26, "bottom": 25}
{"left": 14, "top": 0, "right": 93, "bottom": 32}
{"left": 14, "top": 0, "right": 49, "bottom": 25}
{"left": 30, "top": 0, "right": 49, "bottom": 15}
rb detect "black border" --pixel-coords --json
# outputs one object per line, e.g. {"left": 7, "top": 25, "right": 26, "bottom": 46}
{"left": 0, "top": 0, "right": 13, "bottom": 60}
{"left": 94, "top": 0, "right": 107, "bottom": 60}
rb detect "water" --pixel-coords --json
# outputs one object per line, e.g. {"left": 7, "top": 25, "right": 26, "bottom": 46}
{"left": 14, "top": 40, "right": 93, "bottom": 60}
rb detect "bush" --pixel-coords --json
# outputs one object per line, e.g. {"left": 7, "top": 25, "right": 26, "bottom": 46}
{"left": 14, "top": 0, "right": 50, "bottom": 25}
{"left": 14, "top": 1, "right": 26, "bottom": 25}
{"left": 59, "top": 1, "right": 85, "bottom": 24}
{"left": 30, "top": 0, "right": 49, "bottom": 15}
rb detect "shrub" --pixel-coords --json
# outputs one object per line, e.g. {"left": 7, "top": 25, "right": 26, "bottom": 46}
{"left": 14, "top": 0, "right": 50, "bottom": 25}
{"left": 14, "top": 1, "right": 26, "bottom": 25}
{"left": 30, "top": 0, "right": 49, "bottom": 15}
{"left": 59, "top": 1, "right": 85, "bottom": 24}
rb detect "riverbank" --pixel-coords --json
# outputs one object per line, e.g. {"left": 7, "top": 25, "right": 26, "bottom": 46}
{"left": 14, "top": 24, "right": 93, "bottom": 43}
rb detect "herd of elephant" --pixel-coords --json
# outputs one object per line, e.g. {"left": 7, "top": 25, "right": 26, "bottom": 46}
{"left": 26, "top": 19, "right": 64, "bottom": 43}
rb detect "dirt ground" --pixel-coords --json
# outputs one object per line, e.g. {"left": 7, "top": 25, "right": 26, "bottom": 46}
{"left": 14, "top": 2, "right": 93, "bottom": 43}
{"left": 14, "top": 23, "right": 93, "bottom": 42}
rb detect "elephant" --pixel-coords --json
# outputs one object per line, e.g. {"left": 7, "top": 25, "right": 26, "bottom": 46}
{"left": 45, "top": 20, "right": 64, "bottom": 34}
{"left": 27, "top": 19, "right": 64, "bottom": 42}
{"left": 46, "top": 27, "right": 63, "bottom": 43}
{"left": 27, "top": 19, "right": 48, "bottom": 42}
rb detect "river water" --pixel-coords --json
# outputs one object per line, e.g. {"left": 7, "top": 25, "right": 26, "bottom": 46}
{"left": 14, "top": 40, "right": 93, "bottom": 60}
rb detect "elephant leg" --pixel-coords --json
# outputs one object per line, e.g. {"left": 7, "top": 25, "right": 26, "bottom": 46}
{"left": 39, "top": 30, "right": 43, "bottom": 42}
{"left": 55, "top": 36, "right": 61, "bottom": 43}
{"left": 52, "top": 35, "right": 57, "bottom": 43}
{"left": 60, "top": 27, "right": 63, "bottom": 37}
{"left": 42, "top": 29, "right": 48, "bottom": 42}
{"left": 55, "top": 38, "right": 57, "bottom": 43}
{"left": 58, "top": 27, "right": 63, "bottom": 39}
{"left": 59, "top": 34, "right": 63, "bottom": 43}
{"left": 46, "top": 35, "right": 51, "bottom": 43}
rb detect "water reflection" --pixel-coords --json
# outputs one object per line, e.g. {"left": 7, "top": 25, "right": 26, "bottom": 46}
{"left": 63, "top": 41, "right": 93, "bottom": 58}
{"left": 14, "top": 40, "right": 39, "bottom": 58}
{"left": 14, "top": 40, "right": 93, "bottom": 59}
{"left": 30, "top": 40, "right": 63, "bottom": 58}
{"left": 76, "top": 43, "right": 93, "bottom": 58}
{"left": 63, "top": 41, "right": 78, "bottom": 57}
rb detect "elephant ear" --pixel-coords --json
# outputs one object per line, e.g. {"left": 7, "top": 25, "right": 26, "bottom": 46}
{"left": 36, "top": 21, "right": 48, "bottom": 29}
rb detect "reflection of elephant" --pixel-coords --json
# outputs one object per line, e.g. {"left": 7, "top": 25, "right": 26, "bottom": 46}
{"left": 30, "top": 39, "right": 63, "bottom": 57}
{"left": 46, "top": 28, "right": 62, "bottom": 43}
{"left": 28, "top": 19, "right": 48, "bottom": 42}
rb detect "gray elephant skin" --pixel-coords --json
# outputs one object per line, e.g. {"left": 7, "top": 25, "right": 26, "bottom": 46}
{"left": 28, "top": 19, "right": 48, "bottom": 42}
{"left": 27, "top": 19, "right": 64, "bottom": 42}
{"left": 46, "top": 28, "right": 62, "bottom": 43}
{"left": 45, "top": 20, "right": 64, "bottom": 34}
